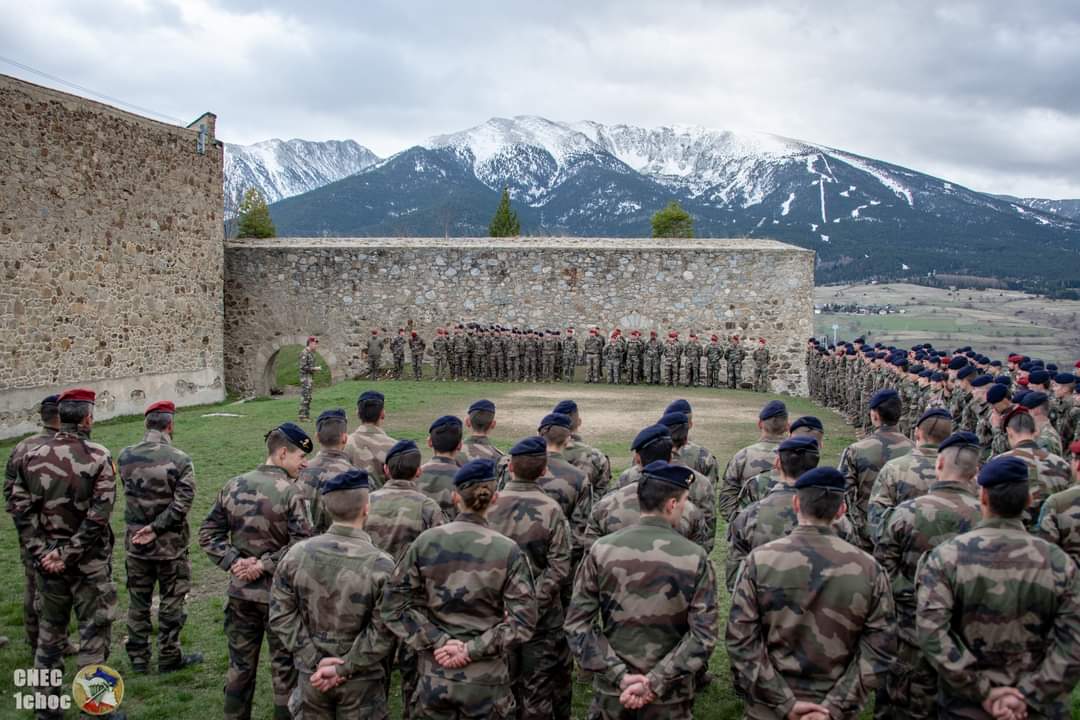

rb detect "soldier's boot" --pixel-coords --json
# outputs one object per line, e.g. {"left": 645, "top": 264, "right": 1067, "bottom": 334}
{"left": 157, "top": 558, "right": 195, "bottom": 673}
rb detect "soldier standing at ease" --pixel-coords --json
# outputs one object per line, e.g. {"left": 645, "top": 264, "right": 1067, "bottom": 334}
{"left": 561, "top": 327, "right": 578, "bottom": 383}
{"left": 298, "top": 409, "right": 357, "bottom": 534}
{"left": 719, "top": 400, "right": 790, "bottom": 521}
{"left": 726, "top": 335, "right": 747, "bottom": 389}
{"left": 367, "top": 328, "right": 385, "bottom": 380}
{"left": 432, "top": 328, "right": 449, "bottom": 381}
{"left": 417, "top": 415, "right": 466, "bottom": 521}
{"left": 584, "top": 327, "right": 604, "bottom": 383}
{"left": 344, "top": 390, "right": 398, "bottom": 490}
{"left": 662, "top": 331, "right": 680, "bottom": 386}
{"left": 298, "top": 335, "right": 321, "bottom": 421}
{"left": 684, "top": 333, "right": 703, "bottom": 386}
{"left": 1038, "top": 439, "right": 1080, "bottom": 565}
{"left": 462, "top": 400, "right": 504, "bottom": 462}
{"left": 752, "top": 338, "right": 770, "bottom": 392}
{"left": 603, "top": 329, "right": 622, "bottom": 384}
{"left": 625, "top": 330, "right": 644, "bottom": 385}
{"left": 119, "top": 400, "right": 202, "bottom": 674}
{"left": 537, "top": 413, "right": 592, "bottom": 562}
{"left": 390, "top": 328, "right": 407, "bottom": 380}
{"left": 542, "top": 330, "right": 559, "bottom": 382}
{"left": 644, "top": 330, "right": 662, "bottom": 384}
{"left": 199, "top": 422, "right": 313, "bottom": 720}
{"left": 555, "top": 399, "right": 614, "bottom": 501}
{"left": 409, "top": 330, "right": 426, "bottom": 381}
{"left": 706, "top": 335, "right": 724, "bottom": 388}
{"left": 566, "top": 461, "right": 719, "bottom": 720}
{"left": 269, "top": 469, "right": 397, "bottom": 720}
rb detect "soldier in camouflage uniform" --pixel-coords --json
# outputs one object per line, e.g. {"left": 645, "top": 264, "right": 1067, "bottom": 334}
{"left": 298, "top": 409, "right": 357, "bottom": 534}
{"left": 390, "top": 328, "right": 407, "bottom": 380}
{"left": 874, "top": 431, "right": 982, "bottom": 720}
{"left": 917, "top": 455, "right": 1080, "bottom": 720}
{"left": 658, "top": 411, "right": 717, "bottom": 550}
{"left": 344, "top": 390, "right": 398, "bottom": 490}
{"left": 1037, "top": 439, "right": 1080, "bottom": 565}
{"left": 838, "top": 389, "right": 914, "bottom": 550}
{"left": 478, "top": 328, "right": 492, "bottom": 381}
{"left": 719, "top": 400, "right": 790, "bottom": 521}
{"left": 665, "top": 399, "right": 721, "bottom": 487}
{"left": 451, "top": 325, "right": 468, "bottom": 381}
{"left": 561, "top": 327, "right": 578, "bottom": 383}
{"left": 752, "top": 338, "right": 770, "bottom": 392}
{"left": 270, "top": 469, "right": 396, "bottom": 720}
{"left": 1052, "top": 373, "right": 1079, "bottom": 453}
{"left": 524, "top": 329, "right": 539, "bottom": 382}
{"left": 8, "top": 389, "right": 121, "bottom": 719}
{"left": 432, "top": 328, "right": 449, "bottom": 381}
{"left": 417, "top": 415, "right": 465, "bottom": 520}
{"left": 727, "top": 466, "right": 896, "bottom": 720}
{"left": 537, "top": 413, "right": 591, "bottom": 561}
{"left": 409, "top": 330, "right": 426, "bottom": 381}
{"left": 726, "top": 335, "right": 747, "bottom": 389}
{"left": 735, "top": 415, "right": 824, "bottom": 512}
{"left": 644, "top": 330, "right": 662, "bottom": 384}
{"left": 554, "top": 399, "right": 613, "bottom": 499}
{"left": 602, "top": 329, "right": 622, "bottom": 384}
{"left": 706, "top": 335, "right": 724, "bottom": 388}
{"left": 461, "top": 399, "right": 505, "bottom": 462}
{"left": 584, "top": 327, "right": 604, "bottom": 383}
{"left": 539, "top": 330, "right": 556, "bottom": 382}
{"left": 298, "top": 335, "right": 320, "bottom": 420}
{"left": 465, "top": 326, "right": 479, "bottom": 381}
{"left": 493, "top": 328, "right": 507, "bottom": 382}
{"left": 625, "top": 329, "right": 644, "bottom": 385}
{"left": 1022, "top": 390, "right": 1064, "bottom": 456}
{"left": 198, "top": 421, "right": 313, "bottom": 720}
{"left": 682, "top": 333, "right": 702, "bottom": 386}
{"left": 661, "top": 331, "right": 680, "bottom": 386}
{"left": 367, "top": 328, "right": 385, "bottom": 380}
{"left": 118, "top": 400, "right": 202, "bottom": 674}
{"left": 3, "top": 393, "right": 60, "bottom": 653}
{"left": 998, "top": 405, "right": 1073, "bottom": 530}
{"left": 381, "top": 458, "right": 538, "bottom": 720}
{"left": 487, "top": 437, "right": 573, "bottom": 720}
{"left": 567, "top": 460, "right": 718, "bottom": 720}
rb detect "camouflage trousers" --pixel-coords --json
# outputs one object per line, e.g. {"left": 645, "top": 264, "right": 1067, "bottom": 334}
{"left": 605, "top": 361, "right": 621, "bottom": 385}
{"left": 125, "top": 554, "right": 191, "bottom": 669}
{"left": 414, "top": 664, "right": 514, "bottom": 719}
{"left": 585, "top": 354, "right": 601, "bottom": 383}
{"left": 35, "top": 566, "right": 117, "bottom": 719}
{"left": 587, "top": 695, "right": 692, "bottom": 720}
{"left": 299, "top": 672, "right": 388, "bottom": 720}
{"left": 493, "top": 353, "right": 505, "bottom": 381}
{"left": 412, "top": 355, "right": 424, "bottom": 380}
{"left": 369, "top": 355, "right": 382, "bottom": 380}
{"left": 728, "top": 365, "right": 741, "bottom": 389}
{"left": 627, "top": 358, "right": 641, "bottom": 385}
{"left": 646, "top": 358, "right": 661, "bottom": 384}
{"left": 563, "top": 356, "right": 576, "bottom": 383}
{"left": 508, "top": 357, "right": 520, "bottom": 381}
{"left": 687, "top": 359, "right": 701, "bottom": 386}
{"left": 876, "top": 635, "right": 936, "bottom": 720}
{"left": 20, "top": 545, "right": 39, "bottom": 650}
{"left": 753, "top": 366, "right": 769, "bottom": 392}
{"left": 663, "top": 363, "right": 676, "bottom": 386}
{"left": 299, "top": 376, "right": 313, "bottom": 419}
{"left": 543, "top": 354, "right": 556, "bottom": 382}
{"left": 224, "top": 597, "right": 296, "bottom": 720}
{"left": 452, "top": 354, "right": 466, "bottom": 380}
{"left": 434, "top": 354, "right": 448, "bottom": 380}
{"left": 510, "top": 629, "right": 573, "bottom": 720}
{"left": 707, "top": 363, "right": 722, "bottom": 388}
{"left": 392, "top": 354, "right": 405, "bottom": 379}
{"left": 525, "top": 356, "right": 537, "bottom": 382}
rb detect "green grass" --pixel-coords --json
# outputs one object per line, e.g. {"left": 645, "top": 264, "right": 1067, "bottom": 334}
{"left": 272, "top": 345, "right": 333, "bottom": 390}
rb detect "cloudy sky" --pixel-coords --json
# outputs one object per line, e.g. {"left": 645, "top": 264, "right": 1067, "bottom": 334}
{"left": 3, "top": 0, "right": 1079, "bottom": 198}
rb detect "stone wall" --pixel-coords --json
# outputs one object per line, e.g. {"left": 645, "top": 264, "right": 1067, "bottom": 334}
{"left": 224, "top": 237, "right": 814, "bottom": 395}
{"left": 0, "top": 75, "right": 224, "bottom": 438}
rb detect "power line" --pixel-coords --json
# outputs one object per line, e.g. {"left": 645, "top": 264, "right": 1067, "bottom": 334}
{"left": 0, "top": 55, "right": 185, "bottom": 125}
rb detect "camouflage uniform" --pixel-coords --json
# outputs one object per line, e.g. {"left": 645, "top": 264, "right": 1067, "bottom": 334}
{"left": 838, "top": 425, "right": 914, "bottom": 549}
{"left": 566, "top": 516, "right": 719, "bottom": 720}
{"left": 752, "top": 345, "right": 770, "bottom": 392}
{"left": 452, "top": 332, "right": 469, "bottom": 381}
{"left": 416, "top": 455, "right": 462, "bottom": 521}
{"left": 644, "top": 336, "right": 662, "bottom": 384}
{"left": 390, "top": 334, "right": 407, "bottom": 380}
{"left": 433, "top": 333, "right": 449, "bottom": 381}
{"left": 507, "top": 333, "right": 521, "bottom": 382}
{"left": 479, "top": 332, "right": 492, "bottom": 381}
{"left": 865, "top": 443, "right": 939, "bottom": 546}
{"left": 118, "top": 429, "right": 196, "bottom": 671}
{"left": 727, "top": 525, "right": 896, "bottom": 719}
{"left": 874, "top": 479, "right": 981, "bottom": 719}
{"left": 917, "top": 517, "right": 1080, "bottom": 719}
{"left": 410, "top": 333, "right": 427, "bottom": 380}
{"left": 367, "top": 335, "right": 385, "bottom": 380}
{"left": 540, "top": 451, "right": 591, "bottom": 559}
{"left": 661, "top": 339, "right": 679, "bottom": 386}
{"left": 345, "top": 424, "right": 397, "bottom": 490}
{"left": 381, "top": 512, "right": 538, "bottom": 720}
{"left": 1039, "top": 485, "right": 1080, "bottom": 566}
{"left": 603, "top": 337, "right": 622, "bottom": 384}
{"left": 524, "top": 333, "right": 539, "bottom": 382}
{"left": 564, "top": 432, "right": 613, "bottom": 499}
{"left": 461, "top": 435, "right": 504, "bottom": 463}
{"left": 718, "top": 435, "right": 785, "bottom": 521}
{"left": 198, "top": 464, "right": 312, "bottom": 720}
{"left": 1001, "top": 439, "right": 1073, "bottom": 530}
{"left": 542, "top": 333, "right": 559, "bottom": 382}
{"left": 1037, "top": 420, "right": 1064, "bottom": 457}
{"left": 706, "top": 341, "right": 724, "bottom": 388}
{"left": 584, "top": 333, "right": 604, "bottom": 383}
{"left": 270, "top": 524, "right": 396, "bottom": 720}
{"left": 487, "top": 477, "right": 574, "bottom": 720}
{"left": 625, "top": 334, "right": 644, "bottom": 385}
{"left": 561, "top": 334, "right": 578, "bottom": 383}
{"left": 297, "top": 448, "right": 356, "bottom": 533}
{"left": 299, "top": 347, "right": 316, "bottom": 419}
{"left": 726, "top": 341, "right": 747, "bottom": 389}
{"left": 735, "top": 470, "right": 780, "bottom": 513}
{"left": 677, "top": 440, "right": 720, "bottom": 489}
{"left": 683, "top": 338, "right": 703, "bottom": 386}
{"left": 589, "top": 474, "right": 711, "bottom": 550}
{"left": 8, "top": 426, "right": 119, "bottom": 716}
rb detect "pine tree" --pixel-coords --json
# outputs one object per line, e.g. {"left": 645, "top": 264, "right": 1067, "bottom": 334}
{"left": 488, "top": 188, "right": 521, "bottom": 237}
{"left": 236, "top": 188, "right": 277, "bottom": 238}
{"left": 651, "top": 201, "right": 694, "bottom": 238}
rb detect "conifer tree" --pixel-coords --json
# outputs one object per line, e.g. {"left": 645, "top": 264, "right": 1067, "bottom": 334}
{"left": 651, "top": 201, "right": 694, "bottom": 238}
{"left": 236, "top": 188, "right": 277, "bottom": 238}
{"left": 488, "top": 188, "right": 521, "bottom": 237}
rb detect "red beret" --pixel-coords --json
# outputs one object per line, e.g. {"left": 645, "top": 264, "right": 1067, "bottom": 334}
{"left": 1070, "top": 439, "right": 1080, "bottom": 456}
{"left": 732, "top": 336, "right": 740, "bottom": 341}
{"left": 711, "top": 334, "right": 719, "bottom": 341}
{"left": 1018, "top": 377, "right": 1030, "bottom": 386}
{"left": 307, "top": 336, "right": 318, "bottom": 344}
{"left": 58, "top": 388, "right": 95, "bottom": 403}
{"left": 145, "top": 400, "right": 176, "bottom": 415}
{"left": 1008, "top": 354, "right": 1023, "bottom": 363}
{"left": 668, "top": 331, "right": 678, "bottom": 338}
{"left": 1075, "top": 360, "right": 1080, "bottom": 369}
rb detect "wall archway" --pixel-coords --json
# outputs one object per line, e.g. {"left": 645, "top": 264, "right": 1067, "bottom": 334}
{"left": 252, "top": 335, "right": 344, "bottom": 397}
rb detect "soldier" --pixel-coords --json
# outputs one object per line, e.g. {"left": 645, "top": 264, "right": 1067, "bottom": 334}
{"left": 432, "top": 328, "right": 449, "bottom": 381}
{"left": 1021, "top": 390, "right": 1064, "bottom": 457}
{"left": 537, "top": 330, "right": 555, "bottom": 382}
{"left": 409, "top": 330, "right": 426, "bottom": 381}
{"left": 537, "top": 412, "right": 591, "bottom": 562}
{"left": 584, "top": 327, "right": 604, "bottom": 383}
{"left": 1037, "top": 439, "right": 1080, "bottom": 565}
{"left": 466, "top": 325, "right": 479, "bottom": 381}
{"left": 118, "top": 400, "right": 202, "bottom": 674}
{"left": 719, "top": 400, "right": 790, "bottom": 521}
{"left": 507, "top": 329, "right": 521, "bottom": 382}
{"left": 298, "top": 335, "right": 321, "bottom": 421}
{"left": 658, "top": 411, "right": 717, "bottom": 551}
{"left": 662, "top": 331, "right": 680, "bottom": 386}
{"left": 706, "top": 335, "right": 724, "bottom": 388}
{"left": 381, "top": 458, "right": 538, "bottom": 720}
{"left": 8, "top": 389, "right": 121, "bottom": 719}
{"left": 874, "top": 431, "right": 983, "bottom": 719}
{"left": 866, "top": 408, "right": 952, "bottom": 545}
{"left": 603, "top": 329, "right": 622, "bottom": 384}
{"left": 554, "top": 399, "right": 613, "bottom": 499}
{"left": 478, "top": 327, "right": 492, "bottom": 381}
{"left": 665, "top": 399, "right": 721, "bottom": 486}
{"left": 3, "top": 393, "right": 60, "bottom": 653}
{"left": 998, "top": 405, "right": 1072, "bottom": 529}
{"left": 417, "top": 415, "right": 465, "bottom": 520}
{"left": 838, "top": 389, "right": 914, "bottom": 550}
{"left": 638, "top": 330, "right": 656, "bottom": 384}
{"left": 199, "top": 422, "right": 313, "bottom": 720}
{"left": 726, "top": 335, "right": 747, "bottom": 389}
{"left": 298, "top": 408, "right": 357, "bottom": 534}
{"left": 736, "top": 415, "right": 825, "bottom": 512}
{"left": 493, "top": 327, "right": 507, "bottom": 382}
{"left": 461, "top": 399, "right": 505, "bottom": 462}
{"left": 524, "top": 329, "right": 539, "bottom": 382}
{"left": 487, "top": 437, "right": 573, "bottom": 720}
{"left": 917, "top": 455, "right": 1080, "bottom": 720}
{"left": 752, "top": 337, "right": 770, "bottom": 392}
{"left": 625, "top": 329, "right": 644, "bottom": 385}
{"left": 367, "top": 328, "right": 385, "bottom": 380}
{"left": 389, "top": 328, "right": 407, "bottom": 380}
{"left": 566, "top": 460, "right": 719, "bottom": 719}
{"left": 562, "top": 327, "right": 578, "bottom": 383}
{"left": 683, "top": 333, "right": 703, "bottom": 387}
{"left": 451, "top": 325, "right": 468, "bottom": 381}
{"left": 269, "top": 469, "right": 396, "bottom": 720}
{"left": 344, "top": 390, "right": 397, "bottom": 490}
{"left": 1052, "top": 373, "right": 1079, "bottom": 452}
{"left": 727, "top": 466, "right": 895, "bottom": 719}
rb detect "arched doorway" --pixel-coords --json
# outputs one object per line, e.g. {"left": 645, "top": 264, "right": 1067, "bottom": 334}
{"left": 253, "top": 335, "right": 343, "bottom": 397}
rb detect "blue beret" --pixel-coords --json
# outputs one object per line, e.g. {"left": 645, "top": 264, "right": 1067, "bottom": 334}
{"left": 429, "top": 415, "right": 462, "bottom": 433}
{"left": 759, "top": 400, "right": 788, "bottom": 421}
{"left": 631, "top": 424, "right": 671, "bottom": 451}
{"left": 1028, "top": 370, "right": 1051, "bottom": 385}
{"left": 41, "top": 394, "right": 60, "bottom": 407}
{"left": 990, "top": 360, "right": 1002, "bottom": 368}
{"left": 1048, "top": 364, "right": 1058, "bottom": 372}
{"left": 539, "top": 412, "right": 572, "bottom": 430}
{"left": 986, "top": 384, "right": 1009, "bottom": 404}
{"left": 919, "top": 370, "right": 932, "bottom": 378}
{"left": 509, "top": 436, "right": 547, "bottom": 456}
{"left": 948, "top": 356, "right": 968, "bottom": 370}
{"left": 316, "top": 408, "right": 347, "bottom": 428}
{"left": 970, "top": 374, "right": 993, "bottom": 388}
{"left": 938, "top": 431, "right": 979, "bottom": 453}
{"left": 552, "top": 400, "right": 578, "bottom": 415}
{"left": 454, "top": 458, "right": 497, "bottom": 488}
{"left": 779, "top": 435, "right": 820, "bottom": 452}
{"left": 658, "top": 411, "right": 690, "bottom": 428}
{"left": 320, "top": 469, "right": 369, "bottom": 494}
{"left": 977, "top": 456, "right": 1030, "bottom": 488}
{"left": 931, "top": 372, "right": 945, "bottom": 382}
{"left": 275, "top": 422, "right": 313, "bottom": 454}
{"left": 916, "top": 408, "right": 952, "bottom": 426}
{"left": 1055, "top": 373, "right": 1077, "bottom": 385}
{"left": 665, "top": 399, "right": 692, "bottom": 415}
{"left": 386, "top": 439, "right": 420, "bottom": 462}
{"left": 1019, "top": 361, "right": 1033, "bottom": 371}
{"left": 794, "top": 467, "right": 845, "bottom": 491}
{"left": 468, "top": 399, "right": 496, "bottom": 415}
{"left": 789, "top": 416, "right": 824, "bottom": 433}
{"left": 1020, "top": 391, "right": 1048, "bottom": 409}
{"left": 641, "top": 460, "right": 693, "bottom": 489}
{"left": 957, "top": 366, "right": 976, "bottom": 380}
{"left": 358, "top": 390, "right": 384, "bottom": 405}
{"left": 994, "top": 375, "right": 1012, "bottom": 386}
{"left": 869, "top": 389, "right": 898, "bottom": 409}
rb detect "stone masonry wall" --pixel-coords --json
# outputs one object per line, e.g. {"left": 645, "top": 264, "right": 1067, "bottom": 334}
{"left": 224, "top": 237, "right": 814, "bottom": 396}
{"left": 0, "top": 75, "right": 225, "bottom": 438}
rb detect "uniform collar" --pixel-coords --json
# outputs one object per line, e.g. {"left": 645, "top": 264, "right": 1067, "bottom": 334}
{"left": 929, "top": 480, "right": 976, "bottom": 495}
{"left": 318, "top": 448, "right": 351, "bottom": 460}
{"left": 383, "top": 478, "right": 418, "bottom": 490}
{"left": 977, "top": 517, "right": 1025, "bottom": 532}
{"left": 466, "top": 435, "right": 492, "bottom": 445}
{"left": 638, "top": 515, "right": 676, "bottom": 530}
{"left": 143, "top": 429, "right": 173, "bottom": 445}
{"left": 791, "top": 524, "right": 837, "bottom": 537}
{"left": 357, "top": 424, "right": 387, "bottom": 436}
{"left": 257, "top": 464, "right": 291, "bottom": 479}
{"left": 328, "top": 524, "right": 372, "bottom": 541}
{"left": 430, "top": 454, "right": 457, "bottom": 465}
{"left": 455, "top": 511, "right": 488, "bottom": 527}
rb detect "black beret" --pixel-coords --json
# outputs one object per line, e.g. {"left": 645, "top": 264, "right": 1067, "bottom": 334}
{"left": 358, "top": 390, "right": 384, "bottom": 405}
{"left": 794, "top": 467, "right": 845, "bottom": 491}
{"left": 509, "top": 436, "right": 547, "bottom": 456}
{"left": 957, "top": 366, "right": 976, "bottom": 380}
{"left": 552, "top": 400, "right": 578, "bottom": 415}
{"left": 948, "top": 356, "right": 969, "bottom": 370}
{"left": 938, "top": 431, "right": 979, "bottom": 453}
{"left": 916, "top": 408, "right": 952, "bottom": 426}
{"left": 665, "top": 399, "right": 692, "bottom": 415}
{"left": 454, "top": 458, "right": 497, "bottom": 488}
{"left": 321, "top": 469, "right": 369, "bottom": 494}
{"left": 641, "top": 460, "right": 693, "bottom": 489}
{"left": 41, "top": 394, "right": 60, "bottom": 407}
{"left": 631, "top": 424, "right": 671, "bottom": 451}
{"left": 468, "top": 399, "right": 496, "bottom": 415}
{"left": 658, "top": 411, "right": 689, "bottom": 428}
{"left": 386, "top": 439, "right": 420, "bottom": 462}
{"left": 316, "top": 408, "right": 347, "bottom": 428}
{"left": 931, "top": 372, "right": 945, "bottom": 382}
{"left": 1020, "top": 391, "right": 1049, "bottom": 409}
{"left": 1055, "top": 373, "right": 1077, "bottom": 385}
{"left": 429, "top": 415, "right": 462, "bottom": 433}
{"left": 789, "top": 416, "right": 824, "bottom": 433}
{"left": 779, "top": 435, "right": 820, "bottom": 452}
{"left": 977, "top": 456, "right": 1030, "bottom": 488}
{"left": 759, "top": 400, "right": 788, "bottom": 421}
{"left": 539, "top": 412, "right": 572, "bottom": 430}
{"left": 994, "top": 375, "right": 1012, "bottom": 386}
{"left": 970, "top": 374, "right": 993, "bottom": 388}
{"left": 986, "top": 384, "right": 1009, "bottom": 404}
{"left": 869, "top": 389, "right": 898, "bottom": 409}
{"left": 1029, "top": 370, "right": 1051, "bottom": 385}
{"left": 274, "top": 422, "right": 313, "bottom": 454}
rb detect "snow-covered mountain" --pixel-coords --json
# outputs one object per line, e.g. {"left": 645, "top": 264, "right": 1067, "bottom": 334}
{"left": 1016, "top": 198, "right": 1080, "bottom": 221}
{"left": 223, "top": 138, "right": 379, "bottom": 216}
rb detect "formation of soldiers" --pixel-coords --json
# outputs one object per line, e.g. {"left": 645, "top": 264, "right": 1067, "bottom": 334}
{"left": 355, "top": 323, "right": 774, "bottom": 391}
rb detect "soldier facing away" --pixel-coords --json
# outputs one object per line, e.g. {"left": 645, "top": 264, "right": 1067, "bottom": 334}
{"left": 298, "top": 408, "right": 357, "bottom": 534}
{"left": 1037, "top": 438, "right": 1080, "bottom": 566}
{"left": 390, "top": 328, "right": 407, "bottom": 380}
{"left": 417, "top": 414, "right": 466, "bottom": 520}
{"left": 344, "top": 390, "right": 398, "bottom": 490}
{"left": 461, "top": 399, "right": 505, "bottom": 463}
{"left": 719, "top": 400, "right": 790, "bottom": 521}
{"left": 367, "top": 328, "right": 385, "bottom": 380}
{"left": 298, "top": 335, "right": 321, "bottom": 421}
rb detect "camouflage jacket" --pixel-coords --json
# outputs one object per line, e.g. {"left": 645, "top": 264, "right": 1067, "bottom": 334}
{"left": 726, "top": 344, "right": 747, "bottom": 366}
{"left": 3, "top": 427, "right": 57, "bottom": 513}
{"left": 720, "top": 436, "right": 785, "bottom": 521}
{"left": 736, "top": 470, "right": 779, "bottom": 513}
{"left": 564, "top": 433, "right": 612, "bottom": 496}
{"left": 586, "top": 480, "right": 710, "bottom": 551}
{"left": 366, "top": 478, "right": 446, "bottom": 563}
{"left": 367, "top": 336, "right": 384, "bottom": 358}
{"left": 344, "top": 424, "right": 397, "bottom": 489}
{"left": 565, "top": 516, "right": 718, "bottom": 702}
{"left": 644, "top": 339, "right": 662, "bottom": 360}
{"left": 752, "top": 346, "right": 770, "bottom": 367}
{"left": 389, "top": 335, "right": 406, "bottom": 358}
{"left": 838, "top": 425, "right": 914, "bottom": 546}
{"left": 617, "top": 464, "right": 715, "bottom": 552}
{"left": 917, "top": 518, "right": 1080, "bottom": 717}
{"left": 299, "top": 348, "right": 316, "bottom": 378}
{"left": 584, "top": 335, "right": 604, "bottom": 355}
{"left": 1001, "top": 440, "right": 1073, "bottom": 530}
{"left": 625, "top": 337, "right": 644, "bottom": 361}
{"left": 727, "top": 525, "right": 896, "bottom": 719}
{"left": 1037, "top": 421, "right": 1064, "bottom": 458}
{"left": 460, "top": 435, "right": 504, "bottom": 463}
{"left": 269, "top": 524, "right": 396, "bottom": 677}
{"left": 297, "top": 448, "right": 356, "bottom": 533}
{"left": 873, "top": 480, "right": 980, "bottom": 643}
{"left": 706, "top": 344, "right": 724, "bottom": 364}
{"left": 865, "top": 443, "right": 939, "bottom": 546}
{"left": 8, "top": 426, "right": 116, "bottom": 574}
{"left": 1038, "top": 485, "right": 1080, "bottom": 568}
{"left": 416, "top": 455, "right": 463, "bottom": 521}
{"left": 562, "top": 336, "right": 578, "bottom": 361}
{"left": 486, "top": 479, "right": 572, "bottom": 631}
{"left": 677, "top": 440, "right": 720, "bottom": 486}
{"left": 118, "top": 429, "right": 196, "bottom": 559}
{"left": 539, "top": 452, "right": 590, "bottom": 555}
{"left": 409, "top": 335, "right": 426, "bottom": 359}
{"left": 451, "top": 334, "right": 468, "bottom": 354}
{"left": 380, "top": 512, "right": 538, "bottom": 685}
{"left": 684, "top": 340, "right": 703, "bottom": 362}
{"left": 198, "top": 464, "right": 312, "bottom": 603}
{"left": 432, "top": 335, "right": 449, "bottom": 358}
{"left": 542, "top": 336, "right": 560, "bottom": 356}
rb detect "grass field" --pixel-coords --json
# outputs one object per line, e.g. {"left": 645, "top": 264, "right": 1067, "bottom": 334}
{"left": 271, "top": 345, "right": 333, "bottom": 391}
